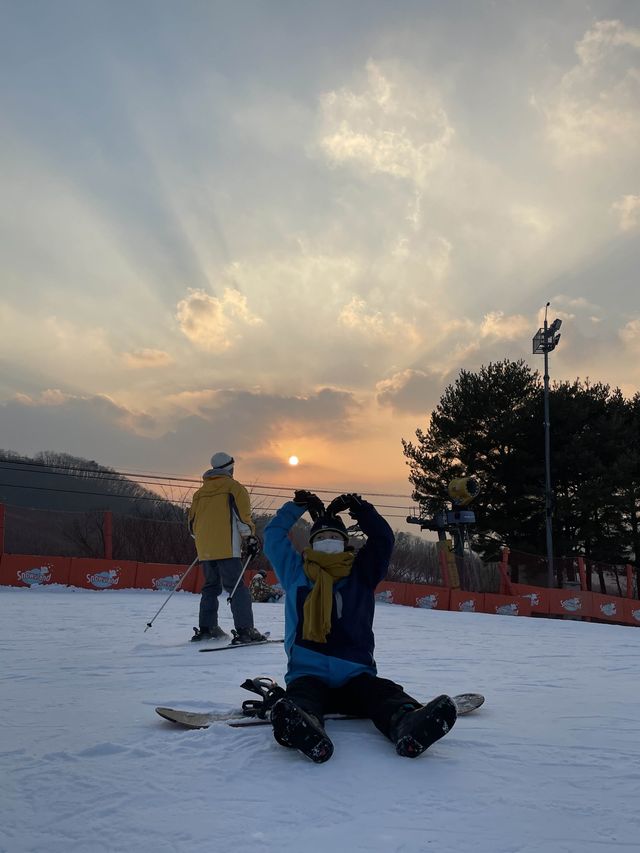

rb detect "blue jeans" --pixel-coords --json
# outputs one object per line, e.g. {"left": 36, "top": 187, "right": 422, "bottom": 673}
{"left": 198, "top": 558, "right": 254, "bottom": 631}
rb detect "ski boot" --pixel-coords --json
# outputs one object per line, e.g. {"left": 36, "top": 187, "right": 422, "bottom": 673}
{"left": 271, "top": 698, "right": 334, "bottom": 764}
{"left": 190, "top": 626, "right": 229, "bottom": 642}
{"left": 391, "top": 694, "right": 457, "bottom": 758}
{"left": 230, "top": 627, "right": 268, "bottom": 645}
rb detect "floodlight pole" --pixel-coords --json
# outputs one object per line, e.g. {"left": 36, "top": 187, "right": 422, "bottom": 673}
{"left": 533, "top": 303, "right": 562, "bottom": 589}
{"left": 542, "top": 310, "right": 554, "bottom": 589}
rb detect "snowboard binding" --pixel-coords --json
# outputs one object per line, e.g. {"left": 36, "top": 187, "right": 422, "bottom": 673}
{"left": 239, "top": 676, "right": 286, "bottom": 719}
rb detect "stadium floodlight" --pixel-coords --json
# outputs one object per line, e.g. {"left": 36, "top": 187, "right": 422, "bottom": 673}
{"left": 532, "top": 303, "right": 562, "bottom": 588}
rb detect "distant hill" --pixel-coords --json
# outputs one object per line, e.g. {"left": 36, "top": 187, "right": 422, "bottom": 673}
{"left": 0, "top": 450, "right": 175, "bottom": 516}
{"left": 0, "top": 450, "right": 192, "bottom": 560}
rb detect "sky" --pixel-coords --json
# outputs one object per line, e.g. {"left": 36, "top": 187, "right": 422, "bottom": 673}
{"left": 1, "top": 0, "right": 640, "bottom": 510}
{"left": 3, "top": 587, "right": 640, "bottom": 852}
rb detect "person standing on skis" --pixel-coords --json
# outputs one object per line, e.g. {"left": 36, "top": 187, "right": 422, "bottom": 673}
{"left": 262, "top": 490, "right": 457, "bottom": 763}
{"left": 188, "top": 452, "right": 266, "bottom": 644}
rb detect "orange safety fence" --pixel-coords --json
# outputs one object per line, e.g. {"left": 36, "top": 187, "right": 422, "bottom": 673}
{"left": 374, "top": 581, "right": 409, "bottom": 606}
{"left": 136, "top": 562, "right": 198, "bottom": 594}
{"left": 1, "top": 552, "right": 638, "bottom": 627}
{"left": 622, "top": 599, "right": 640, "bottom": 626}
{"left": 510, "top": 583, "right": 551, "bottom": 614}
{"left": 449, "top": 590, "right": 485, "bottom": 614}
{"left": 69, "top": 558, "right": 138, "bottom": 590}
{"left": 0, "top": 554, "right": 72, "bottom": 587}
{"left": 404, "top": 584, "right": 451, "bottom": 611}
{"left": 483, "top": 593, "right": 532, "bottom": 618}
{"left": 548, "top": 589, "right": 593, "bottom": 619}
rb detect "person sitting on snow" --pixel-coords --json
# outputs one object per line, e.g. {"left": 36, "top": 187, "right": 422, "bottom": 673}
{"left": 262, "top": 490, "right": 457, "bottom": 763}
{"left": 249, "top": 569, "right": 283, "bottom": 603}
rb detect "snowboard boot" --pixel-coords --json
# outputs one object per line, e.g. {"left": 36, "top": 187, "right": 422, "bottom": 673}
{"left": 391, "top": 694, "right": 457, "bottom": 758}
{"left": 190, "top": 626, "right": 229, "bottom": 642}
{"left": 230, "top": 627, "right": 268, "bottom": 645}
{"left": 271, "top": 698, "right": 334, "bottom": 764}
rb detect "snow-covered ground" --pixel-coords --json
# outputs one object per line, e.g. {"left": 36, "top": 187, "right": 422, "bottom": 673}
{"left": 1, "top": 586, "right": 639, "bottom": 853}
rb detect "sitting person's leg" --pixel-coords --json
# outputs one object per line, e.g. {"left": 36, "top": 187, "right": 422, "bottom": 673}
{"left": 336, "top": 672, "right": 457, "bottom": 758}
{"left": 271, "top": 675, "right": 334, "bottom": 763}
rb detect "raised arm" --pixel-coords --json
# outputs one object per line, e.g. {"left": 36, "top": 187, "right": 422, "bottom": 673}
{"left": 263, "top": 501, "right": 307, "bottom": 588}
{"left": 330, "top": 495, "right": 395, "bottom": 587}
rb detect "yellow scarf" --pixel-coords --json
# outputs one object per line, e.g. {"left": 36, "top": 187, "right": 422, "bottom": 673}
{"left": 301, "top": 548, "right": 355, "bottom": 643}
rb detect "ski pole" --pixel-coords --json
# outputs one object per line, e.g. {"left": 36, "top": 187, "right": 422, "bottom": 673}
{"left": 144, "top": 556, "right": 199, "bottom": 631}
{"left": 227, "top": 553, "right": 253, "bottom": 604}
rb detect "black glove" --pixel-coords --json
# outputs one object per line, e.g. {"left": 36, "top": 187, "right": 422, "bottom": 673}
{"left": 293, "top": 490, "right": 325, "bottom": 520}
{"left": 327, "top": 493, "right": 364, "bottom": 516}
{"left": 245, "top": 535, "right": 262, "bottom": 558}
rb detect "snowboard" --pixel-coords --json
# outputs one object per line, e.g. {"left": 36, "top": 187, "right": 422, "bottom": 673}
{"left": 155, "top": 692, "right": 484, "bottom": 729}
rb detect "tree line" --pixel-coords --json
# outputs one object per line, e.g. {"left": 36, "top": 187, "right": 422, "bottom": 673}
{"left": 402, "top": 359, "right": 640, "bottom": 569}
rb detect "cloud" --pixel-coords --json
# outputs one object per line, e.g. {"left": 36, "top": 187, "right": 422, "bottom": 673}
{"left": 122, "top": 348, "right": 173, "bottom": 369}
{"left": 175, "top": 287, "right": 263, "bottom": 351}
{"left": 0, "top": 386, "right": 362, "bottom": 477}
{"left": 10, "top": 390, "right": 158, "bottom": 433}
{"left": 318, "top": 60, "right": 454, "bottom": 184}
{"left": 612, "top": 194, "right": 640, "bottom": 231}
{"left": 619, "top": 318, "right": 640, "bottom": 354}
{"left": 338, "top": 296, "right": 421, "bottom": 346}
{"left": 375, "top": 369, "right": 446, "bottom": 415}
{"left": 551, "top": 295, "right": 601, "bottom": 313}
{"left": 575, "top": 19, "right": 640, "bottom": 65}
{"left": 478, "top": 311, "right": 531, "bottom": 341}
{"left": 533, "top": 20, "right": 640, "bottom": 164}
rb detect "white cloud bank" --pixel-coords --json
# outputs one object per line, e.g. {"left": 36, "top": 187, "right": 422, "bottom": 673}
{"left": 175, "top": 288, "right": 263, "bottom": 352}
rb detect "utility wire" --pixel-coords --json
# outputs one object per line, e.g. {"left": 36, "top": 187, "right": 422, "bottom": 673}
{"left": 0, "top": 458, "right": 414, "bottom": 500}
{"left": 0, "top": 481, "right": 413, "bottom": 521}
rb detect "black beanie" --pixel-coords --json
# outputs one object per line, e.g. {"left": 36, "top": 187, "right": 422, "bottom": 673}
{"left": 309, "top": 514, "right": 348, "bottom": 543}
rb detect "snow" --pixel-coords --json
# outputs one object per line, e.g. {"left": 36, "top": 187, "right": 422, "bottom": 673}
{"left": 2, "top": 587, "right": 639, "bottom": 853}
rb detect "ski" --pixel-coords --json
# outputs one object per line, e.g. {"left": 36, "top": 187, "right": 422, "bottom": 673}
{"left": 199, "top": 638, "right": 283, "bottom": 653}
{"left": 155, "top": 692, "right": 484, "bottom": 729}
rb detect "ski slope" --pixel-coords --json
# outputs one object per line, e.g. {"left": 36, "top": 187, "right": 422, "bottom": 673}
{"left": 1, "top": 586, "right": 639, "bottom": 853}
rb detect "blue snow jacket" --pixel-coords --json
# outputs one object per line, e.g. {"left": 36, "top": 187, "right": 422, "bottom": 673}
{"left": 263, "top": 500, "right": 395, "bottom": 687}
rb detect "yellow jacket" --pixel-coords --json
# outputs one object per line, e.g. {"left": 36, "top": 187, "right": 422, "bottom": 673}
{"left": 188, "top": 473, "right": 256, "bottom": 560}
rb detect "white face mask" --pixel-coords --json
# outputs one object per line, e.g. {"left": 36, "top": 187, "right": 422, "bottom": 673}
{"left": 312, "top": 538, "right": 345, "bottom": 554}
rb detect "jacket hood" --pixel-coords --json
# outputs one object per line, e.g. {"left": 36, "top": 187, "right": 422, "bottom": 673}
{"left": 202, "top": 469, "right": 232, "bottom": 480}
{"left": 199, "top": 473, "right": 234, "bottom": 494}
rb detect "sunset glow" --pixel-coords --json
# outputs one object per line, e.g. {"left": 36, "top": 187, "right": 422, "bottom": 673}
{"left": 0, "top": 4, "right": 638, "bottom": 507}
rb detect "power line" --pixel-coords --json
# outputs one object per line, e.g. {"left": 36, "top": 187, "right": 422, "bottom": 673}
{"left": 0, "top": 465, "right": 413, "bottom": 513}
{"left": 0, "top": 481, "right": 413, "bottom": 521}
{"left": 0, "top": 457, "right": 414, "bottom": 500}
{"left": 0, "top": 459, "right": 417, "bottom": 516}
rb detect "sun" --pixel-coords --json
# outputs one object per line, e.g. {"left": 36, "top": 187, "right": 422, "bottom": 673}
{"left": 288, "top": 455, "right": 299, "bottom": 466}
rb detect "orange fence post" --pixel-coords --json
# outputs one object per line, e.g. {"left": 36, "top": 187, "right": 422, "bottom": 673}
{"left": 577, "top": 556, "right": 587, "bottom": 591}
{"left": 0, "top": 503, "right": 4, "bottom": 555}
{"left": 103, "top": 511, "right": 113, "bottom": 560}
{"left": 626, "top": 564, "right": 634, "bottom": 599}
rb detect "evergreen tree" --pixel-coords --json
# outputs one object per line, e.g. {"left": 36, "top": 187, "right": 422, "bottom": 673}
{"left": 403, "top": 362, "right": 640, "bottom": 568}
{"left": 402, "top": 360, "right": 543, "bottom": 559}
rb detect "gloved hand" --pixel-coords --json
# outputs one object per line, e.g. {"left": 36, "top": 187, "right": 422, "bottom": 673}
{"left": 245, "top": 535, "right": 262, "bottom": 558}
{"left": 327, "top": 493, "right": 364, "bottom": 516}
{"left": 293, "top": 490, "right": 325, "bottom": 520}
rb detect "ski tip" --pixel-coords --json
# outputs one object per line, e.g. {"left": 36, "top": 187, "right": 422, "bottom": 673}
{"left": 452, "top": 693, "right": 485, "bottom": 715}
{"left": 155, "top": 706, "right": 179, "bottom": 723}
{"left": 155, "top": 707, "right": 214, "bottom": 729}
